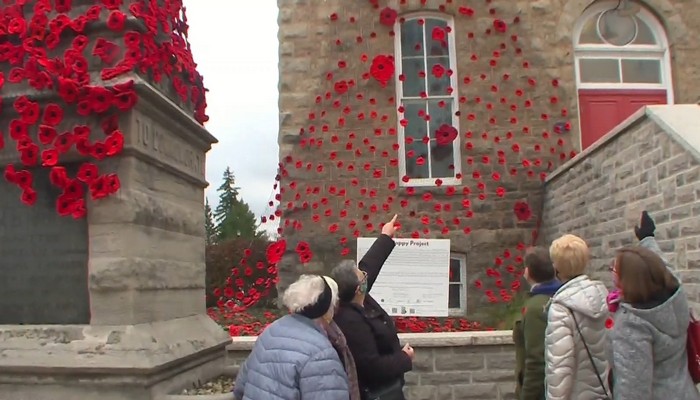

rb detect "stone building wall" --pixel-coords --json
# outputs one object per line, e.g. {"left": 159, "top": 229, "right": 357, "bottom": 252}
{"left": 227, "top": 331, "right": 517, "bottom": 400}
{"left": 542, "top": 105, "right": 700, "bottom": 309}
{"left": 275, "top": 0, "right": 700, "bottom": 317}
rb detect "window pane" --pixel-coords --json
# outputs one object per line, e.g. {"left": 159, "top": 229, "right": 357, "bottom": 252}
{"left": 426, "top": 57, "right": 451, "bottom": 96}
{"left": 425, "top": 19, "right": 449, "bottom": 57}
{"left": 621, "top": 59, "right": 661, "bottom": 84}
{"left": 449, "top": 258, "right": 461, "bottom": 283}
{"left": 401, "top": 19, "right": 424, "bottom": 58}
{"left": 449, "top": 284, "right": 461, "bottom": 309}
{"left": 598, "top": 10, "right": 637, "bottom": 46}
{"left": 579, "top": 58, "right": 621, "bottom": 83}
{"left": 632, "top": 17, "right": 657, "bottom": 45}
{"left": 403, "top": 101, "right": 429, "bottom": 179}
{"left": 579, "top": 13, "right": 604, "bottom": 44}
{"left": 401, "top": 58, "right": 425, "bottom": 97}
{"left": 406, "top": 142, "right": 429, "bottom": 178}
{"left": 428, "top": 99, "right": 453, "bottom": 138}
{"left": 428, "top": 99, "right": 456, "bottom": 178}
{"left": 404, "top": 101, "right": 428, "bottom": 140}
{"left": 431, "top": 139, "right": 455, "bottom": 178}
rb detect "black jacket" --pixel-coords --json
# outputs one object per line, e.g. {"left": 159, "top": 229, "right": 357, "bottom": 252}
{"left": 333, "top": 234, "right": 412, "bottom": 395}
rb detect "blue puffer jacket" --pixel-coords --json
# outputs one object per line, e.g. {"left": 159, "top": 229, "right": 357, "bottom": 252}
{"left": 233, "top": 314, "right": 350, "bottom": 400}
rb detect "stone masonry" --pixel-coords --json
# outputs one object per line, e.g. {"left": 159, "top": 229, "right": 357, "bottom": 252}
{"left": 276, "top": 0, "right": 570, "bottom": 318}
{"left": 0, "top": 80, "right": 231, "bottom": 400}
{"left": 276, "top": 0, "right": 700, "bottom": 318}
{"left": 227, "top": 331, "right": 517, "bottom": 400}
{"left": 0, "top": 4, "right": 230, "bottom": 398}
{"left": 542, "top": 105, "right": 700, "bottom": 310}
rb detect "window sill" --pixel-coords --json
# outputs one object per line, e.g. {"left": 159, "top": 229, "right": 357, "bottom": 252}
{"left": 448, "top": 309, "right": 467, "bottom": 317}
{"left": 399, "top": 177, "right": 462, "bottom": 187}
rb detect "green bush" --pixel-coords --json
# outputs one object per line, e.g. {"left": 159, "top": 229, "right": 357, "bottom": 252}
{"left": 205, "top": 237, "right": 278, "bottom": 309}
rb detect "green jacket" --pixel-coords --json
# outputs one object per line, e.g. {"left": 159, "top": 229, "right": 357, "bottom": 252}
{"left": 513, "top": 280, "right": 561, "bottom": 400}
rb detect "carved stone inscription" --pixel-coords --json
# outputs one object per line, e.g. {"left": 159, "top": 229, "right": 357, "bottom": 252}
{"left": 0, "top": 165, "right": 90, "bottom": 324}
{"left": 134, "top": 113, "right": 204, "bottom": 177}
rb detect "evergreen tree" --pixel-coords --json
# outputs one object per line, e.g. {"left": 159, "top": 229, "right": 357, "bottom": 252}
{"left": 214, "top": 167, "right": 239, "bottom": 223}
{"left": 213, "top": 167, "right": 261, "bottom": 240}
{"left": 204, "top": 198, "right": 217, "bottom": 245}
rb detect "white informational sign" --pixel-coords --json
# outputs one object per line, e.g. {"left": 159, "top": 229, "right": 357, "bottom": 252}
{"left": 357, "top": 237, "right": 450, "bottom": 317}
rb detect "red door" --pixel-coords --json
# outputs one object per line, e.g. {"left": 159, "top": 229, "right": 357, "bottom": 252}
{"left": 578, "top": 89, "right": 667, "bottom": 150}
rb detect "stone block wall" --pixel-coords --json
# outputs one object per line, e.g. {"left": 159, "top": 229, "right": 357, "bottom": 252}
{"left": 275, "top": 0, "right": 700, "bottom": 318}
{"left": 542, "top": 105, "right": 700, "bottom": 308}
{"left": 227, "top": 331, "right": 516, "bottom": 400}
{"left": 276, "top": 0, "right": 574, "bottom": 319}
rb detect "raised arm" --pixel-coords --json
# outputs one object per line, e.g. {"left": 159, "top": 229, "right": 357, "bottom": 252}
{"left": 635, "top": 211, "right": 680, "bottom": 281}
{"left": 545, "top": 303, "right": 576, "bottom": 400}
{"left": 359, "top": 214, "right": 397, "bottom": 290}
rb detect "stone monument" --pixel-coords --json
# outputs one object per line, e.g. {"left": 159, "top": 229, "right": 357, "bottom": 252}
{"left": 0, "top": 2, "right": 230, "bottom": 399}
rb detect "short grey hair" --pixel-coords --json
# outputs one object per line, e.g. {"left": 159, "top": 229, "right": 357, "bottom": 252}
{"left": 331, "top": 260, "right": 360, "bottom": 303}
{"left": 282, "top": 275, "right": 339, "bottom": 315}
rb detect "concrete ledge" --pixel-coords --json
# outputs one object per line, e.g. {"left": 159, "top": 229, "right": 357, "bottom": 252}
{"left": 227, "top": 330, "right": 514, "bottom": 351}
{"left": 0, "top": 314, "right": 230, "bottom": 372}
{"left": 0, "top": 315, "right": 231, "bottom": 400}
{"left": 396, "top": 330, "right": 513, "bottom": 347}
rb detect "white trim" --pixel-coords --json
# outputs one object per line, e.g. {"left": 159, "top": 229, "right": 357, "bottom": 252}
{"left": 573, "top": 2, "right": 667, "bottom": 49}
{"left": 448, "top": 253, "right": 467, "bottom": 316}
{"left": 572, "top": 1, "right": 674, "bottom": 150}
{"left": 575, "top": 57, "right": 666, "bottom": 89}
{"left": 394, "top": 12, "right": 462, "bottom": 188}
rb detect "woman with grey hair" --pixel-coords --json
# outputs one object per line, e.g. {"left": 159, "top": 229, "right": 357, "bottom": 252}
{"left": 332, "top": 215, "right": 413, "bottom": 400}
{"left": 233, "top": 275, "right": 350, "bottom": 400}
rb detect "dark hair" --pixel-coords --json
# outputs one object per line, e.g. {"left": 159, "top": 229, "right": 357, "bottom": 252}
{"left": 524, "top": 247, "right": 555, "bottom": 283}
{"left": 616, "top": 246, "right": 679, "bottom": 304}
{"left": 331, "top": 260, "right": 360, "bottom": 303}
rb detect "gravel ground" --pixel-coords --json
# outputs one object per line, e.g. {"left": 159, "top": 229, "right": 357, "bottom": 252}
{"left": 180, "top": 376, "right": 234, "bottom": 395}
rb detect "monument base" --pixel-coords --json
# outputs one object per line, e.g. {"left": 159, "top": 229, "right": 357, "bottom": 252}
{"left": 0, "top": 314, "right": 230, "bottom": 400}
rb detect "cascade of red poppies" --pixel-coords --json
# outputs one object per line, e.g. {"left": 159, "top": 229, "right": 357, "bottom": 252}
{"left": 0, "top": 0, "right": 208, "bottom": 218}
{"left": 214, "top": 0, "right": 578, "bottom": 333}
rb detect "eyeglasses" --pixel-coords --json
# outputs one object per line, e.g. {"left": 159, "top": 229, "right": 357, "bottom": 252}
{"left": 360, "top": 270, "right": 368, "bottom": 283}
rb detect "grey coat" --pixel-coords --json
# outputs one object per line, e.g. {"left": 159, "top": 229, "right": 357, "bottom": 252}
{"left": 233, "top": 314, "right": 350, "bottom": 400}
{"left": 610, "top": 238, "right": 700, "bottom": 400}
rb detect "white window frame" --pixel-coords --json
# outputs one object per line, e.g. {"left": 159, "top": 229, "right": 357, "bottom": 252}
{"left": 572, "top": 1, "right": 674, "bottom": 151}
{"left": 448, "top": 253, "right": 467, "bottom": 316}
{"left": 573, "top": 1, "right": 672, "bottom": 93}
{"left": 394, "top": 12, "right": 462, "bottom": 188}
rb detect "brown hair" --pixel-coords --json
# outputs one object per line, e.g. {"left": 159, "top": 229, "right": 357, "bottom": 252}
{"left": 524, "top": 247, "right": 555, "bottom": 283}
{"left": 616, "top": 246, "right": 679, "bottom": 304}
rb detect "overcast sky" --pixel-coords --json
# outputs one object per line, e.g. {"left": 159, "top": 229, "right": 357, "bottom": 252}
{"left": 185, "top": 2, "right": 280, "bottom": 233}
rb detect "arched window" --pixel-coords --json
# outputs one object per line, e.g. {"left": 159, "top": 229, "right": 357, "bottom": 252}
{"left": 573, "top": 0, "right": 673, "bottom": 150}
{"left": 395, "top": 13, "right": 461, "bottom": 187}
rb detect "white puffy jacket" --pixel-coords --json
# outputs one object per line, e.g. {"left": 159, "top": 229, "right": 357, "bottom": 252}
{"left": 545, "top": 275, "right": 611, "bottom": 400}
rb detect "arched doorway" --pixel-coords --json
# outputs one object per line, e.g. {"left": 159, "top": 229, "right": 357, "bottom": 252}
{"left": 573, "top": 0, "right": 673, "bottom": 150}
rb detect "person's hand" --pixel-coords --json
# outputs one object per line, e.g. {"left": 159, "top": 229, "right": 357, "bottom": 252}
{"left": 381, "top": 214, "right": 398, "bottom": 237}
{"left": 634, "top": 211, "right": 655, "bottom": 240}
{"left": 402, "top": 343, "right": 415, "bottom": 360}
